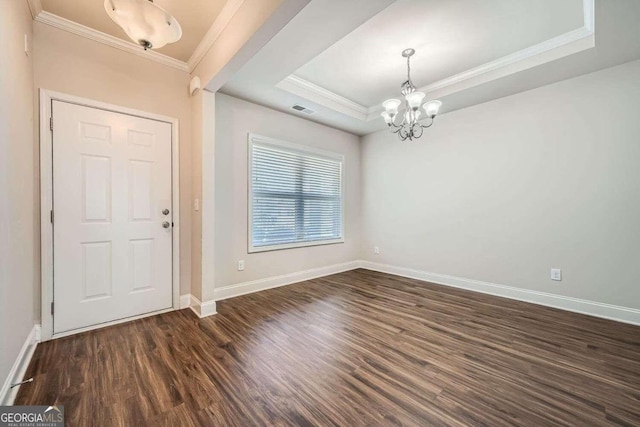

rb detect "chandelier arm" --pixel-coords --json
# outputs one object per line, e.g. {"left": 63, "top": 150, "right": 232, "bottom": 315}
{"left": 418, "top": 117, "right": 436, "bottom": 129}
{"left": 387, "top": 116, "right": 406, "bottom": 135}
{"left": 412, "top": 123, "right": 424, "bottom": 139}
{"left": 398, "top": 125, "right": 409, "bottom": 141}
{"left": 387, "top": 110, "right": 408, "bottom": 129}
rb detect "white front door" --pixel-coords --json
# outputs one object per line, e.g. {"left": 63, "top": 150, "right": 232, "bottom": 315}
{"left": 52, "top": 100, "right": 173, "bottom": 334}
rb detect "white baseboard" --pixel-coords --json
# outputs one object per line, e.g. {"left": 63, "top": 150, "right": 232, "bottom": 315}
{"left": 190, "top": 295, "right": 217, "bottom": 318}
{"left": 0, "top": 325, "right": 40, "bottom": 405}
{"left": 192, "top": 258, "right": 640, "bottom": 327}
{"left": 214, "top": 261, "right": 361, "bottom": 301}
{"left": 182, "top": 293, "right": 217, "bottom": 318}
{"left": 359, "top": 261, "right": 640, "bottom": 326}
{"left": 179, "top": 294, "right": 191, "bottom": 309}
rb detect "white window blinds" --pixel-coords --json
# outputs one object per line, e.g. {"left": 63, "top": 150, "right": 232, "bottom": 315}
{"left": 249, "top": 134, "right": 344, "bottom": 252}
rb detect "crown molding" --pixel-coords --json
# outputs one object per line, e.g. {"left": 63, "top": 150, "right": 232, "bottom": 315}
{"left": 365, "top": 25, "right": 595, "bottom": 120}
{"left": 31, "top": 0, "right": 247, "bottom": 74}
{"left": 389, "top": 22, "right": 594, "bottom": 113}
{"left": 279, "top": 0, "right": 595, "bottom": 123}
{"left": 188, "top": 0, "right": 246, "bottom": 72}
{"left": 26, "top": 0, "right": 43, "bottom": 19}
{"left": 34, "top": 11, "right": 189, "bottom": 72}
{"left": 583, "top": 0, "right": 595, "bottom": 32}
{"left": 276, "top": 74, "right": 369, "bottom": 121}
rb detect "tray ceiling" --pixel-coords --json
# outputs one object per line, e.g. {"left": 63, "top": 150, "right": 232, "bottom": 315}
{"left": 221, "top": 0, "right": 640, "bottom": 136}
{"left": 295, "top": 0, "right": 584, "bottom": 107}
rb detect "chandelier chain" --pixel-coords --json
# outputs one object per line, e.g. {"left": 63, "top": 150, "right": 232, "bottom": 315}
{"left": 407, "top": 55, "right": 413, "bottom": 90}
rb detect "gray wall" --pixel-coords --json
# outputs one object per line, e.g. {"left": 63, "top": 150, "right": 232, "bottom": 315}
{"left": 0, "top": 1, "right": 36, "bottom": 391}
{"left": 361, "top": 60, "right": 640, "bottom": 309}
{"left": 214, "top": 93, "right": 361, "bottom": 288}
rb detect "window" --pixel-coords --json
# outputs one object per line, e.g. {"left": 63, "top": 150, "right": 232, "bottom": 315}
{"left": 248, "top": 134, "right": 344, "bottom": 252}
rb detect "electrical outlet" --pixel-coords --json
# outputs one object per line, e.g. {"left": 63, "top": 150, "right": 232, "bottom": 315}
{"left": 237, "top": 260, "right": 245, "bottom": 271}
{"left": 551, "top": 268, "right": 562, "bottom": 281}
{"left": 194, "top": 198, "right": 200, "bottom": 212}
{"left": 373, "top": 246, "right": 380, "bottom": 255}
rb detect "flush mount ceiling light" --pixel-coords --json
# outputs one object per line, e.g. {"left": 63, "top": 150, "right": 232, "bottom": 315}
{"left": 381, "top": 49, "right": 442, "bottom": 141}
{"left": 105, "top": 0, "right": 182, "bottom": 50}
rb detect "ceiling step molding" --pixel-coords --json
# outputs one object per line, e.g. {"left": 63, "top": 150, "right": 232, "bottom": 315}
{"left": 276, "top": 74, "right": 369, "bottom": 121}
{"left": 34, "top": 11, "right": 189, "bottom": 72}
{"left": 279, "top": 0, "right": 595, "bottom": 123}
{"left": 416, "top": 28, "right": 594, "bottom": 97}
{"left": 366, "top": 0, "right": 595, "bottom": 120}
{"left": 365, "top": 32, "right": 595, "bottom": 120}
{"left": 417, "top": 0, "right": 595, "bottom": 96}
{"left": 187, "top": 0, "right": 246, "bottom": 72}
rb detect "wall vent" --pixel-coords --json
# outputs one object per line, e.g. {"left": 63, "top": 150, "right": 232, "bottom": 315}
{"left": 291, "top": 104, "right": 316, "bottom": 115}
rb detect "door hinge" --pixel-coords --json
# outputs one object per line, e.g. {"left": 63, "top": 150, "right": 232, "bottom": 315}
{"left": 50, "top": 302, "right": 54, "bottom": 315}
{"left": 49, "top": 117, "right": 53, "bottom": 131}
{"left": 50, "top": 210, "right": 54, "bottom": 224}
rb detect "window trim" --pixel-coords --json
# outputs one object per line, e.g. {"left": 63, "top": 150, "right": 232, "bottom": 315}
{"left": 247, "top": 133, "right": 345, "bottom": 253}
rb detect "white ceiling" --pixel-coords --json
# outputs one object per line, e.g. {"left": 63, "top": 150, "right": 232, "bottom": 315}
{"left": 221, "top": 0, "right": 640, "bottom": 136}
{"left": 295, "top": 0, "right": 583, "bottom": 107}
{"left": 40, "top": 0, "right": 228, "bottom": 61}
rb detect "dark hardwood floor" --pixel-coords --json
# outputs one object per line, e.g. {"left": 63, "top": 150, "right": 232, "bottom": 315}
{"left": 16, "top": 269, "right": 640, "bottom": 426}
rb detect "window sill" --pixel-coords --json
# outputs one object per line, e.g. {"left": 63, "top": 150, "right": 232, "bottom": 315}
{"left": 248, "top": 238, "right": 345, "bottom": 253}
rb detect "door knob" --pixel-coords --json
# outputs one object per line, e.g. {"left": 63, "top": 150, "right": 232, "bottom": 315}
{"left": 162, "top": 221, "right": 171, "bottom": 229}
{"left": 162, "top": 209, "right": 170, "bottom": 215}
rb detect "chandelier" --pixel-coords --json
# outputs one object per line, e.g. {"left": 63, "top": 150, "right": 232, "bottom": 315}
{"left": 381, "top": 49, "right": 442, "bottom": 141}
{"left": 105, "top": 0, "right": 182, "bottom": 50}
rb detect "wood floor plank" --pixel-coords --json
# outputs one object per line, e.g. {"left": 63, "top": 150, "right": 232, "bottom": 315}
{"left": 15, "top": 269, "right": 640, "bottom": 426}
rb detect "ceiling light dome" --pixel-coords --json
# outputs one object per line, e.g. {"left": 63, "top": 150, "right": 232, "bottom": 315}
{"left": 105, "top": 0, "right": 182, "bottom": 50}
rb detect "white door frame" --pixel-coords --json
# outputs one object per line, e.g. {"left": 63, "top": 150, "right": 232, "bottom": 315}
{"left": 39, "top": 89, "right": 181, "bottom": 341}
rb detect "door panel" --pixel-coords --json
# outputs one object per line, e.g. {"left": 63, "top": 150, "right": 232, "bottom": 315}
{"left": 52, "top": 101, "right": 173, "bottom": 334}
